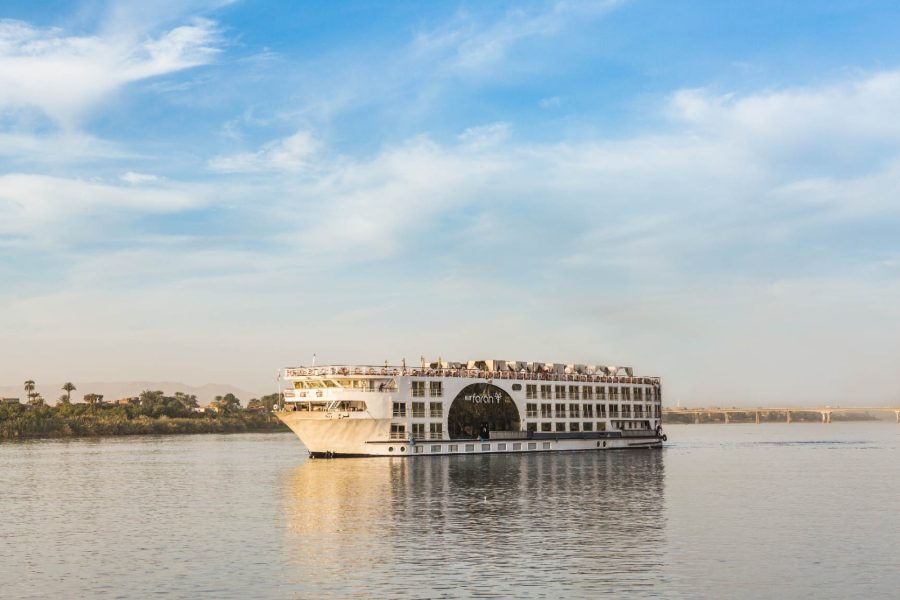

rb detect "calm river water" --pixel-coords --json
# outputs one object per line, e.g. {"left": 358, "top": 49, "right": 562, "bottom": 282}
{"left": 1, "top": 424, "right": 898, "bottom": 599}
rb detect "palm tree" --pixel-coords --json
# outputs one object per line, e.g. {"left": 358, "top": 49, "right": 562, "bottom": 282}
{"left": 211, "top": 393, "right": 241, "bottom": 414}
{"left": 139, "top": 389, "right": 163, "bottom": 408}
{"left": 174, "top": 392, "right": 198, "bottom": 409}
{"left": 61, "top": 382, "right": 76, "bottom": 404}
{"left": 24, "top": 380, "right": 35, "bottom": 402}
{"left": 27, "top": 394, "right": 44, "bottom": 407}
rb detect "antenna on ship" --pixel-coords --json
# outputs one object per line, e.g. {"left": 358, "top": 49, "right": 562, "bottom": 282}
{"left": 312, "top": 353, "right": 317, "bottom": 366}
{"left": 275, "top": 368, "right": 283, "bottom": 411}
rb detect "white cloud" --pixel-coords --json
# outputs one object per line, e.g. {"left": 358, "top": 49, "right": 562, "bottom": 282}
{"left": 0, "top": 131, "right": 126, "bottom": 163}
{"left": 0, "top": 17, "right": 220, "bottom": 127}
{"left": 208, "top": 131, "right": 319, "bottom": 173}
{"left": 457, "top": 122, "right": 511, "bottom": 147}
{"left": 539, "top": 96, "right": 561, "bottom": 109}
{"left": 120, "top": 171, "right": 160, "bottom": 184}
{"left": 0, "top": 174, "right": 206, "bottom": 246}
{"left": 670, "top": 71, "right": 900, "bottom": 156}
{"left": 412, "top": 0, "right": 627, "bottom": 73}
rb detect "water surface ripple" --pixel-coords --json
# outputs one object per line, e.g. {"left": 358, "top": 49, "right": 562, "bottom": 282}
{"left": 1, "top": 424, "right": 897, "bottom": 599}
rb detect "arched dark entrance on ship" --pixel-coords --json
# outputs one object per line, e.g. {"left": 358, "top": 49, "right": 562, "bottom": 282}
{"left": 447, "top": 383, "right": 520, "bottom": 439}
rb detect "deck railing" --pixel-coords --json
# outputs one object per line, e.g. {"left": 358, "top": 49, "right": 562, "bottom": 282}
{"left": 283, "top": 365, "right": 660, "bottom": 385}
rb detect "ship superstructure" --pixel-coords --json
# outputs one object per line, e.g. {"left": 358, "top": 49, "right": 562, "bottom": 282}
{"left": 276, "top": 359, "right": 665, "bottom": 457}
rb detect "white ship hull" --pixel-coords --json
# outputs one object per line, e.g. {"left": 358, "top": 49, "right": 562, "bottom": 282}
{"left": 276, "top": 360, "right": 665, "bottom": 457}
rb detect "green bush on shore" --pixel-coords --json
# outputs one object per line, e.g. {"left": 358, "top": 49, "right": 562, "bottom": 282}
{"left": 0, "top": 392, "right": 287, "bottom": 440}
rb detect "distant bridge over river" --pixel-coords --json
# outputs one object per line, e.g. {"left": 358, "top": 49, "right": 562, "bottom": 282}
{"left": 663, "top": 406, "right": 900, "bottom": 424}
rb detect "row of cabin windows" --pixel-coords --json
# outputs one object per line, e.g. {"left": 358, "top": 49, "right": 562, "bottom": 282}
{"left": 393, "top": 401, "right": 443, "bottom": 418}
{"left": 408, "top": 381, "right": 659, "bottom": 401}
{"left": 411, "top": 381, "right": 443, "bottom": 397}
{"left": 524, "top": 421, "right": 652, "bottom": 433}
{"left": 390, "top": 423, "right": 443, "bottom": 439}
{"left": 392, "top": 420, "right": 651, "bottom": 439}
{"left": 393, "top": 401, "right": 661, "bottom": 419}
{"left": 525, "top": 422, "right": 607, "bottom": 433}
{"left": 525, "top": 403, "right": 661, "bottom": 419}
{"left": 524, "top": 384, "right": 659, "bottom": 401}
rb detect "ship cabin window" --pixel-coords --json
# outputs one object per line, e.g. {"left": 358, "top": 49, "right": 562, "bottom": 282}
{"left": 412, "top": 423, "right": 425, "bottom": 438}
{"left": 528, "top": 442, "right": 537, "bottom": 450}
{"left": 429, "top": 423, "right": 442, "bottom": 439}
{"left": 555, "top": 385, "right": 566, "bottom": 399}
{"left": 512, "top": 384, "right": 522, "bottom": 391}
{"left": 596, "top": 386, "right": 606, "bottom": 400}
{"left": 622, "top": 406, "right": 631, "bottom": 418}
{"left": 540, "top": 385, "right": 552, "bottom": 399}
{"left": 513, "top": 442, "right": 522, "bottom": 450}
{"left": 412, "top": 402, "right": 425, "bottom": 418}
{"left": 555, "top": 422, "right": 566, "bottom": 432}
{"left": 569, "top": 403, "right": 580, "bottom": 418}
{"left": 583, "top": 387, "right": 594, "bottom": 400}
{"left": 527, "top": 422, "right": 537, "bottom": 432}
{"left": 540, "top": 403, "right": 552, "bottom": 418}
{"left": 414, "top": 445, "right": 423, "bottom": 454}
{"left": 293, "top": 380, "right": 325, "bottom": 389}
{"left": 609, "top": 387, "right": 619, "bottom": 401}
{"left": 569, "top": 385, "right": 579, "bottom": 400}
{"left": 429, "top": 381, "right": 443, "bottom": 397}
{"left": 431, "top": 445, "right": 441, "bottom": 453}
{"left": 333, "top": 378, "right": 373, "bottom": 391}
{"left": 449, "top": 444, "right": 458, "bottom": 452}
{"left": 526, "top": 384, "right": 537, "bottom": 399}
{"left": 481, "top": 444, "right": 490, "bottom": 451}
{"left": 634, "top": 388, "right": 643, "bottom": 401}
{"left": 597, "top": 422, "right": 606, "bottom": 431}
{"left": 554, "top": 403, "right": 566, "bottom": 418}
{"left": 390, "top": 423, "right": 406, "bottom": 439}
{"left": 542, "top": 442, "right": 551, "bottom": 450}
{"left": 569, "top": 422, "right": 580, "bottom": 432}
{"left": 583, "top": 421, "right": 594, "bottom": 431}
{"left": 623, "top": 387, "right": 632, "bottom": 401}
{"left": 526, "top": 403, "right": 538, "bottom": 418}
{"left": 541, "top": 422, "right": 552, "bottom": 432}
{"left": 597, "top": 403, "right": 607, "bottom": 417}
{"left": 465, "top": 444, "right": 475, "bottom": 452}
{"left": 392, "top": 402, "right": 407, "bottom": 417}
{"left": 411, "top": 381, "right": 425, "bottom": 397}
{"left": 429, "top": 402, "right": 443, "bottom": 417}
{"left": 498, "top": 443, "right": 507, "bottom": 451}
{"left": 584, "top": 404, "right": 594, "bottom": 418}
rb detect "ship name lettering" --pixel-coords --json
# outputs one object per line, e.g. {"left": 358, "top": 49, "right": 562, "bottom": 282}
{"left": 464, "top": 392, "right": 506, "bottom": 404}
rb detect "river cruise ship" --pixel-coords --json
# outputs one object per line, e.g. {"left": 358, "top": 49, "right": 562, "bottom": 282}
{"left": 276, "top": 359, "right": 666, "bottom": 457}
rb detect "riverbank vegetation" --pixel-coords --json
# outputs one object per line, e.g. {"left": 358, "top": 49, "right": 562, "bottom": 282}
{"left": 0, "top": 389, "right": 288, "bottom": 440}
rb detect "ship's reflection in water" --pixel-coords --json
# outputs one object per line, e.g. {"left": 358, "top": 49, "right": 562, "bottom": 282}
{"left": 282, "top": 451, "right": 666, "bottom": 598}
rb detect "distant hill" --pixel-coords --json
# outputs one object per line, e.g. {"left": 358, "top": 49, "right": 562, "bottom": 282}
{"left": 0, "top": 381, "right": 263, "bottom": 407}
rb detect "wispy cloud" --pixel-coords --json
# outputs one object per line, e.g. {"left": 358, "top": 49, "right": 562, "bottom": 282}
{"left": 0, "top": 17, "right": 220, "bottom": 128}
{"left": 0, "top": 174, "right": 208, "bottom": 248}
{"left": 412, "top": 0, "right": 627, "bottom": 73}
{"left": 208, "top": 131, "right": 319, "bottom": 173}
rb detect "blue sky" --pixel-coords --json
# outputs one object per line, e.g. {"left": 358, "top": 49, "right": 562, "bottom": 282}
{"left": 2, "top": 0, "right": 900, "bottom": 404}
